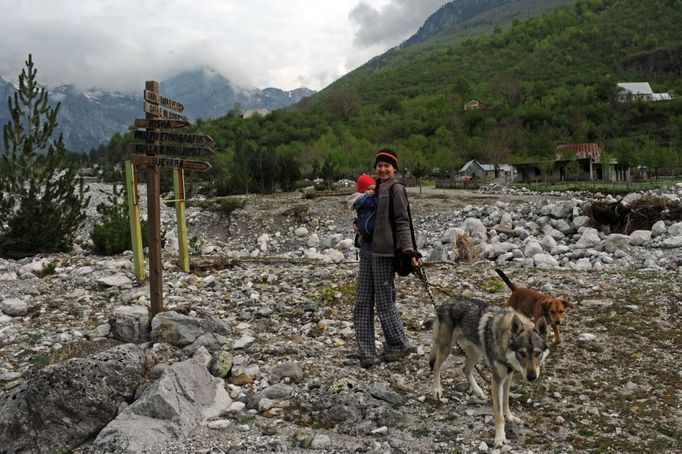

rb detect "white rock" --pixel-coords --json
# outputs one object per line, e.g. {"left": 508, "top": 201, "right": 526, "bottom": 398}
{"left": 605, "top": 234, "right": 630, "bottom": 253}
{"left": 294, "top": 227, "right": 309, "bottom": 237}
{"left": 463, "top": 218, "right": 487, "bottom": 241}
{"left": 629, "top": 230, "right": 652, "bottom": 246}
{"left": 233, "top": 335, "right": 255, "bottom": 349}
{"left": 499, "top": 212, "right": 513, "bottom": 230}
{"left": 578, "top": 333, "right": 597, "bottom": 342}
{"left": 621, "top": 193, "right": 642, "bottom": 207}
{"left": 668, "top": 222, "right": 682, "bottom": 237}
{"left": 540, "top": 234, "right": 557, "bottom": 251}
{"left": 573, "top": 216, "right": 591, "bottom": 228}
{"left": 524, "top": 241, "right": 543, "bottom": 257}
{"left": 207, "top": 419, "right": 231, "bottom": 430}
{"left": 335, "top": 239, "right": 354, "bottom": 250}
{"left": 0, "top": 298, "right": 28, "bottom": 316}
{"left": 661, "top": 236, "right": 682, "bottom": 249}
{"left": 575, "top": 228, "right": 601, "bottom": 249}
{"left": 96, "top": 274, "right": 132, "bottom": 288}
{"left": 371, "top": 426, "right": 388, "bottom": 435}
{"left": 543, "top": 224, "right": 564, "bottom": 240}
{"left": 323, "top": 249, "right": 345, "bottom": 263}
{"left": 227, "top": 401, "right": 246, "bottom": 412}
{"left": 307, "top": 234, "right": 321, "bottom": 248}
{"left": 311, "top": 434, "right": 331, "bottom": 450}
{"left": 534, "top": 254, "right": 559, "bottom": 269}
{"left": 18, "top": 259, "right": 50, "bottom": 275}
{"left": 651, "top": 220, "right": 667, "bottom": 237}
{"left": 574, "top": 258, "right": 592, "bottom": 271}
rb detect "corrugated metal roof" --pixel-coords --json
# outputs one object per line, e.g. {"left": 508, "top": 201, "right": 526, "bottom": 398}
{"left": 617, "top": 82, "right": 653, "bottom": 95}
{"left": 556, "top": 143, "right": 601, "bottom": 160}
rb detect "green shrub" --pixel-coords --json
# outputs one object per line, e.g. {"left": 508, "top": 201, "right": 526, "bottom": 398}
{"left": 90, "top": 184, "right": 149, "bottom": 255}
{"left": 36, "top": 262, "right": 56, "bottom": 278}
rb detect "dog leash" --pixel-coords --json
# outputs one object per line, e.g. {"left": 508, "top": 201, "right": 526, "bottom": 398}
{"left": 415, "top": 265, "right": 490, "bottom": 385}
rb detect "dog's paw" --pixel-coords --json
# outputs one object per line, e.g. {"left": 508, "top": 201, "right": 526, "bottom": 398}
{"left": 494, "top": 433, "right": 507, "bottom": 447}
{"left": 472, "top": 386, "right": 486, "bottom": 400}
{"left": 433, "top": 387, "right": 443, "bottom": 401}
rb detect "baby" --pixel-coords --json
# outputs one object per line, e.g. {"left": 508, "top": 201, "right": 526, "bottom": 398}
{"left": 349, "top": 174, "right": 378, "bottom": 248}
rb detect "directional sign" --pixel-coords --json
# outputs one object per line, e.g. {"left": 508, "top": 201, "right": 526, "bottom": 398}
{"left": 133, "top": 130, "right": 214, "bottom": 146}
{"left": 131, "top": 155, "right": 211, "bottom": 171}
{"left": 144, "top": 102, "right": 188, "bottom": 121}
{"left": 132, "top": 143, "right": 214, "bottom": 157}
{"left": 144, "top": 90, "right": 184, "bottom": 112}
{"left": 134, "top": 118, "right": 190, "bottom": 129}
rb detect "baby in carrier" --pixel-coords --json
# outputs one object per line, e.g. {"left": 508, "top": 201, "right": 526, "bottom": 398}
{"left": 348, "top": 174, "right": 377, "bottom": 249}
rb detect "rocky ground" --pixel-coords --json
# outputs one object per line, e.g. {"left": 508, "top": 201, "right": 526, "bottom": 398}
{"left": 1, "top": 183, "right": 681, "bottom": 453}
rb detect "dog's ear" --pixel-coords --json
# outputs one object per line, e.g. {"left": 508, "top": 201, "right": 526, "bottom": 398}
{"left": 535, "top": 316, "right": 548, "bottom": 336}
{"left": 511, "top": 314, "right": 525, "bottom": 336}
{"left": 559, "top": 297, "right": 573, "bottom": 309}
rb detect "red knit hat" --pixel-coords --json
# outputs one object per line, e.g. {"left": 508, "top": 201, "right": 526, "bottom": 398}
{"left": 356, "top": 174, "right": 376, "bottom": 193}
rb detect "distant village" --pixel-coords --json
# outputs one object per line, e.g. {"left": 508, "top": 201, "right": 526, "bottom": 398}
{"left": 429, "top": 82, "right": 675, "bottom": 187}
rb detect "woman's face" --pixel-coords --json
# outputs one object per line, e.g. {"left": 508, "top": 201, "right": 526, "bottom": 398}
{"left": 375, "top": 161, "right": 396, "bottom": 182}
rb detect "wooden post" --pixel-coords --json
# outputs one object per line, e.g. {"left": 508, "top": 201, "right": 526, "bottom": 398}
{"left": 145, "top": 80, "right": 164, "bottom": 316}
{"left": 124, "top": 160, "right": 145, "bottom": 281}
{"left": 174, "top": 168, "right": 190, "bottom": 272}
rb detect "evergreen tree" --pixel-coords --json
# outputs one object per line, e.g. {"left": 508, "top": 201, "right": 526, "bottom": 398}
{"left": 0, "top": 54, "right": 90, "bottom": 258}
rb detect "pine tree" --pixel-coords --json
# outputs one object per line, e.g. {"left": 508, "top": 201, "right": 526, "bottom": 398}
{"left": 0, "top": 54, "right": 90, "bottom": 258}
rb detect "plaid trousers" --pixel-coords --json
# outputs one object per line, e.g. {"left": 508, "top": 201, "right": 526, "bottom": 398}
{"left": 354, "top": 248, "right": 410, "bottom": 359}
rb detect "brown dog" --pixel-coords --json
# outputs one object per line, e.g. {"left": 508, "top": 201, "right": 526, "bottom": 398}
{"left": 495, "top": 268, "right": 572, "bottom": 345}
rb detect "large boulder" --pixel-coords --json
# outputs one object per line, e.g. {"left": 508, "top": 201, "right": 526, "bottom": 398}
{"left": 463, "top": 218, "right": 487, "bottom": 242}
{"left": 575, "top": 228, "right": 601, "bottom": 249}
{"left": 90, "top": 357, "right": 231, "bottom": 453}
{"left": 150, "top": 311, "right": 231, "bottom": 347}
{"left": 0, "top": 343, "right": 146, "bottom": 453}
{"left": 110, "top": 305, "right": 151, "bottom": 342}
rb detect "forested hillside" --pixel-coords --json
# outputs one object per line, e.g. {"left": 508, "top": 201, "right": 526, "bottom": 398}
{"left": 95, "top": 0, "right": 682, "bottom": 194}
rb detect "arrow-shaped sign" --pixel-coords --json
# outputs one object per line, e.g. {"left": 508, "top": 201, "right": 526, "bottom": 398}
{"left": 131, "top": 155, "right": 211, "bottom": 171}
{"left": 144, "top": 90, "right": 184, "bottom": 112}
{"left": 134, "top": 130, "right": 214, "bottom": 146}
{"left": 144, "top": 102, "right": 187, "bottom": 121}
{"left": 132, "top": 143, "right": 214, "bottom": 157}
{"left": 134, "top": 118, "right": 191, "bottom": 129}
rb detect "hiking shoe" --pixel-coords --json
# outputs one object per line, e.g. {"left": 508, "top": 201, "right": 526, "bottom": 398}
{"left": 382, "top": 346, "right": 417, "bottom": 363}
{"left": 359, "top": 357, "right": 378, "bottom": 369}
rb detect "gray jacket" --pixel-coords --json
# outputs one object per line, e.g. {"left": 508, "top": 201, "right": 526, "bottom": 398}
{"left": 370, "top": 178, "right": 415, "bottom": 257}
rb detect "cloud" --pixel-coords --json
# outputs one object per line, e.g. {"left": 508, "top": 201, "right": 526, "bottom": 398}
{"left": 350, "top": 0, "right": 450, "bottom": 47}
{"left": 0, "top": 0, "right": 449, "bottom": 93}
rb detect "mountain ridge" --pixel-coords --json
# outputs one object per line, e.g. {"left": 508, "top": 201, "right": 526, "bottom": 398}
{"left": 0, "top": 67, "right": 314, "bottom": 152}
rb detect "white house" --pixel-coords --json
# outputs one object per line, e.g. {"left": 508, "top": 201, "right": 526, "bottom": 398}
{"left": 617, "top": 82, "right": 672, "bottom": 102}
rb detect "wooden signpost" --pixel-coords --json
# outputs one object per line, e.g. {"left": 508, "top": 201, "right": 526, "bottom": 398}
{"left": 132, "top": 143, "right": 214, "bottom": 157}
{"left": 133, "top": 130, "right": 214, "bottom": 146}
{"left": 125, "top": 80, "right": 215, "bottom": 317}
{"left": 134, "top": 118, "right": 190, "bottom": 129}
{"left": 130, "top": 155, "right": 212, "bottom": 171}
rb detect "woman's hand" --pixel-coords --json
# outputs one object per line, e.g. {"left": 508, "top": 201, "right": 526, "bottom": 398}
{"left": 406, "top": 250, "right": 423, "bottom": 269}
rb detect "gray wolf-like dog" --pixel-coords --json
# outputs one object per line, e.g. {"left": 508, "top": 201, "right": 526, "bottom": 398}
{"left": 429, "top": 297, "right": 549, "bottom": 447}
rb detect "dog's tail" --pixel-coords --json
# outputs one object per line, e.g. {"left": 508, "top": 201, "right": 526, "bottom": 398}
{"left": 495, "top": 268, "right": 516, "bottom": 291}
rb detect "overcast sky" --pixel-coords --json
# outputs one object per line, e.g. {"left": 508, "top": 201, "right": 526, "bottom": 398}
{"left": 0, "top": 0, "right": 450, "bottom": 93}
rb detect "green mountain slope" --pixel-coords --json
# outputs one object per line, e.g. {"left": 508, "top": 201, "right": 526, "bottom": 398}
{"left": 344, "top": 0, "right": 576, "bottom": 80}
{"left": 328, "top": 0, "right": 681, "bottom": 102}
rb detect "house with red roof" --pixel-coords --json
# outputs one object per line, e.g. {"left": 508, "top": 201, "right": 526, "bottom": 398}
{"left": 512, "top": 143, "right": 629, "bottom": 183}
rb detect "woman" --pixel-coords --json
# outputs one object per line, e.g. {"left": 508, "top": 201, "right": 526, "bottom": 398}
{"left": 354, "top": 149, "right": 422, "bottom": 368}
